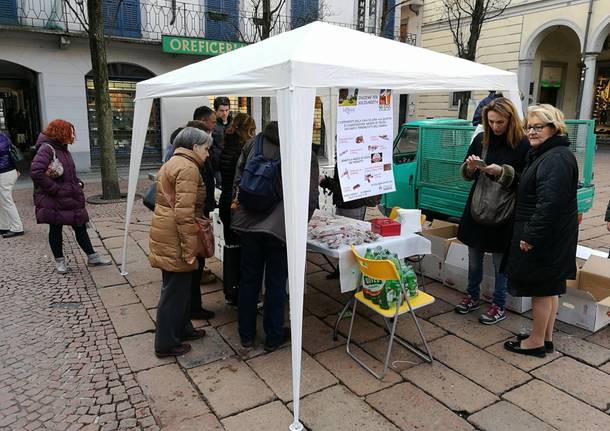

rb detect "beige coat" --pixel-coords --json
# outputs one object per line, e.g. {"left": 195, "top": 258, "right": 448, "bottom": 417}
{"left": 148, "top": 148, "right": 206, "bottom": 272}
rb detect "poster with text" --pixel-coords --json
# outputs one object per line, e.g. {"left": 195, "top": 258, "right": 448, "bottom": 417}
{"left": 336, "top": 88, "right": 395, "bottom": 202}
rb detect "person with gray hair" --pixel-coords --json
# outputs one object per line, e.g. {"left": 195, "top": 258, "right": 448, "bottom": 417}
{"left": 148, "top": 127, "right": 212, "bottom": 357}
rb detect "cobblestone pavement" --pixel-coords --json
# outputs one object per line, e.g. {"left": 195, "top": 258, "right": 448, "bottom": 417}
{"left": 1, "top": 148, "right": 610, "bottom": 431}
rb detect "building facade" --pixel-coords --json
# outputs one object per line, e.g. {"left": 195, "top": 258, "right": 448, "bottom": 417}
{"left": 415, "top": 0, "right": 610, "bottom": 141}
{"left": 0, "top": 0, "right": 410, "bottom": 171}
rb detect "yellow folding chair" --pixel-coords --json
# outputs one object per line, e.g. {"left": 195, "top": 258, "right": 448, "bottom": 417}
{"left": 347, "top": 246, "right": 435, "bottom": 379}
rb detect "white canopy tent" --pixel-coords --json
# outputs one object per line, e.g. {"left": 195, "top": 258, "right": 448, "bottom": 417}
{"left": 121, "top": 21, "right": 522, "bottom": 430}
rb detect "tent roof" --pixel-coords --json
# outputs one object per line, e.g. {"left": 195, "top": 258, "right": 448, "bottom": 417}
{"left": 136, "top": 21, "right": 519, "bottom": 100}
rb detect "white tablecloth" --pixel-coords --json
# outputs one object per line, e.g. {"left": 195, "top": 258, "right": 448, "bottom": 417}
{"left": 307, "top": 233, "right": 431, "bottom": 293}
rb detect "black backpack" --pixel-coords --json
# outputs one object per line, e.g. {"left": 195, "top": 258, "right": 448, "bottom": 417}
{"left": 238, "top": 134, "right": 281, "bottom": 212}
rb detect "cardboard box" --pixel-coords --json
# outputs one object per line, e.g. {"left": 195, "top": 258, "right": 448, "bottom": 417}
{"left": 419, "top": 221, "right": 459, "bottom": 281}
{"left": 578, "top": 256, "right": 610, "bottom": 301}
{"left": 557, "top": 288, "right": 610, "bottom": 332}
{"left": 441, "top": 241, "right": 531, "bottom": 313}
{"left": 212, "top": 209, "right": 224, "bottom": 241}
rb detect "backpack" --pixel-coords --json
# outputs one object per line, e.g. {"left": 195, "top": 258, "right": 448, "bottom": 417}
{"left": 238, "top": 134, "right": 281, "bottom": 213}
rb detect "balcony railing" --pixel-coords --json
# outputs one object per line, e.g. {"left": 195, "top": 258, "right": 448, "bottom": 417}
{"left": 0, "top": 0, "right": 416, "bottom": 45}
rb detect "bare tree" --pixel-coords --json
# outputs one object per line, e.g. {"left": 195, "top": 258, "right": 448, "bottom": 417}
{"left": 234, "top": 0, "right": 328, "bottom": 128}
{"left": 64, "top": 0, "right": 121, "bottom": 200}
{"left": 443, "top": 0, "right": 511, "bottom": 119}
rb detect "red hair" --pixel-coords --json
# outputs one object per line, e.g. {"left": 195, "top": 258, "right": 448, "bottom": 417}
{"left": 43, "top": 119, "right": 75, "bottom": 144}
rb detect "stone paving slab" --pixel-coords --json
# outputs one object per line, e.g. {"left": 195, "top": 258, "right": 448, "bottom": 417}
{"left": 430, "top": 311, "right": 514, "bottom": 348}
{"left": 89, "top": 265, "right": 128, "bottom": 288}
{"left": 217, "top": 319, "right": 267, "bottom": 360}
{"left": 554, "top": 320, "right": 595, "bottom": 339}
{"left": 585, "top": 326, "right": 610, "bottom": 349}
{"left": 303, "top": 291, "right": 344, "bottom": 319}
{"left": 503, "top": 379, "right": 610, "bottom": 431}
{"left": 361, "top": 337, "right": 423, "bottom": 372}
{"left": 496, "top": 312, "right": 533, "bottom": 335}
{"left": 119, "top": 332, "right": 174, "bottom": 372}
{"left": 413, "top": 296, "right": 456, "bottom": 319}
{"left": 531, "top": 356, "right": 610, "bottom": 410}
{"left": 553, "top": 331, "right": 610, "bottom": 367}
{"left": 136, "top": 363, "right": 211, "bottom": 429}
{"left": 371, "top": 313, "right": 447, "bottom": 346}
{"left": 601, "top": 361, "right": 610, "bottom": 374}
{"left": 205, "top": 290, "right": 239, "bottom": 328}
{"left": 402, "top": 362, "right": 498, "bottom": 414}
{"left": 485, "top": 341, "right": 562, "bottom": 372}
{"left": 133, "top": 282, "right": 161, "bottom": 309}
{"left": 101, "top": 236, "right": 140, "bottom": 250}
{"left": 367, "top": 382, "right": 474, "bottom": 431}
{"left": 301, "top": 315, "right": 345, "bottom": 355}
{"left": 170, "top": 413, "right": 223, "bottom": 430}
{"left": 429, "top": 335, "right": 531, "bottom": 395}
{"left": 123, "top": 262, "right": 162, "bottom": 287}
{"left": 107, "top": 302, "right": 155, "bottom": 338}
{"left": 108, "top": 246, "right": 148, "bottom": 265}
{"left": 221, "top": 401, "right": 295, "bottom": 431}
{"left": 314, "top": 345, "right": 402, "bottom": 396}
{"left": 424, "top": 282, "right": 466, "bottom": 305}
{"left": 176, "top": 327, "right": 234, "bottom": 369}
{"left": 467, "top": 400, "right": 557, "bottom": 431}
{"left": 324, "top": 313, "right": 385, "bottom": 344}
{"left": 188, "top": 356, "right": 275, "bottom": 418}
{"left": 97, "top": 284, "right": 140, "bottom": 308}
{"left": 296, "top": 385, "right": 399, "bottom": 431}
{"left": 247, "top": 348, "right": 338, "bottom": 402}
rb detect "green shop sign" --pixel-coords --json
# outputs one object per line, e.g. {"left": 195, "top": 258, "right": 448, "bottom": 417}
{"left": 162, "top": 35, "right": 246, "bottom": 56}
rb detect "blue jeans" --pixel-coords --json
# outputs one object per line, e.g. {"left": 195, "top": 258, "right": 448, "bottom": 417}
{"left": 238, "top": 232, "right": 288, "bottom": 345}
{"left": 467, "top": 246, "right": 507, "bottom": 309}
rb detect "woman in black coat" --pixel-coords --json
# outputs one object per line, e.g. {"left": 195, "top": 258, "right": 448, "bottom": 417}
{"left": 219, "top": 113, "right": 256, "bottom": 245}
{"left": 455, "top": 98, "right": 529, "bottom": 324}
{"left": 504, "top": 104, "right": 579, "bottom": 358}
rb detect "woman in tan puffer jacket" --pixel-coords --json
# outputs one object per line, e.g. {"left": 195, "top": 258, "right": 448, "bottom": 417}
{"left": 149, "top": 127, "right": 212, "bottom": 357}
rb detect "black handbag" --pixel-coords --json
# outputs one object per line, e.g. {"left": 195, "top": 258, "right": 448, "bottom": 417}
{"left": 470, "top": 145, "right": 515, "bottom": 226}
{"left": 142, "top": 182, "right": 157, "bottom": 211}
{"left": 223, "top": 244, "right": 241, "bottom": 304}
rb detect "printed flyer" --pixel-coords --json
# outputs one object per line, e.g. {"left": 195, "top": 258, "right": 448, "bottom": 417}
{"left": 336, "top": 88, "right": 396, "bottom": 202}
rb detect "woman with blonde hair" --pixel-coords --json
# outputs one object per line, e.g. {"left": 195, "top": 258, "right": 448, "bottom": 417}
{"left": 149, "top": 127, "right": 212, "bottom": 357}
{"left": 504, "top": 104, "right": 578, "bottom": 357}
{"left": 455, "top": 97, "right": 529, "bottom": 324}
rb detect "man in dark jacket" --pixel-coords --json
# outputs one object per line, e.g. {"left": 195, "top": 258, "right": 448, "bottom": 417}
{"left": 231, "top": 121, "right": 318, "bottom": 352}
{"left": 212, "top": 97, "right": 233, "bottom": 184}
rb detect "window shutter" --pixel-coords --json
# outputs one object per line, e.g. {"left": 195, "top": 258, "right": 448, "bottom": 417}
{"left": 0, "top": 0, "right": 17, "bottom": 25}
{"left": 382, "top": 0, "right": 395, "bottom": 39}
{"left": 205, "top": 0, "right": 239, "bottom": 41}
{"left": 291, "top": 0, "right": 318, "bottom": 29}
{"left": 103, "top": 0, "right": 141, "bottom": 38}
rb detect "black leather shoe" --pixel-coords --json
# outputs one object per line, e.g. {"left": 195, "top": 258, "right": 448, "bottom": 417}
{"left": 190, "top": 308, "right": 216, "bottom": 320}
{"left": 264, "top": 328, "right": 291, "bottom": 353}
{"left": 241, "top": 338, "right": 255, "bottom": 348}
{"left": 0, "top": 229, "right": 8, "bottom": 235}
{"left": 181, "top": 329, "right": 206, "bottom": 341}
{"left": 2, "top": 231, "right": 24, "bottom": 238}
{"left": 504, "top": 340, "right": 546, "bottom": 358}
{"left": 516, "top": 333, "right": 554, "bottom": 353}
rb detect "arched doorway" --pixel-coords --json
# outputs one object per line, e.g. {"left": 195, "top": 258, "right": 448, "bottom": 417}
{"left": 0, "top": 60, "right": 40, "bottom": 166}
{"left": 85, "top": 63, "right": 161, "bottom": 167}
{"left": 531, "top": 25, "right": 582, "bottom": 118}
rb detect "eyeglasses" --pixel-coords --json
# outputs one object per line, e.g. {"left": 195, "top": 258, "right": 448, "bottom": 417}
{"left": 525, "top": 124, "right": 548, "bottom": 133}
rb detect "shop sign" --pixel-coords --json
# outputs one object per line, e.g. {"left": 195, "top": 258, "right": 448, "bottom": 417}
{"left": 162, "top": 35, "right": 246, "bottom": 56}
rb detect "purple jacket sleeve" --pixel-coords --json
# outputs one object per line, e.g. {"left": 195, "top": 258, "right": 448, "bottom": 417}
{"left": 30, "top": 146, "right": 60, "bottom": 195}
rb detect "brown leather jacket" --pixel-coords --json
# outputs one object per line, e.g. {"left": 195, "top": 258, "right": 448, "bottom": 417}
{"left": 148, "top": 148, "right": 206, "bottom": 272}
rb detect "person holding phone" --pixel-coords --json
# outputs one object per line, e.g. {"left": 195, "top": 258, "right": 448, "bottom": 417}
{"left": 454, "top": 98, "right": 529, "bottom": 324}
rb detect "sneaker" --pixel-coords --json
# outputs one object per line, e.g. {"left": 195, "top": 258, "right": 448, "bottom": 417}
{"left": 479, "top": 304, "right": 506, "bottom": 325}
{"left": 87, "top": 253, "right": 112, "bottom": 266}
{"left": 454, "top": 295, "right": 480, "bottom": 314}
{"left": 55, "top": 257, "right": 68, "bottom": 274}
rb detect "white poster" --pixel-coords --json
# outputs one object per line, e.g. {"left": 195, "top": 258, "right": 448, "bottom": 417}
{"left": 336, "top": 88, "right": 396, "bottom": 202}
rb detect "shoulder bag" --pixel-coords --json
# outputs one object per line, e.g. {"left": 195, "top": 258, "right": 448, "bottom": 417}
{"left": 44, "top": 143, "right": 64, "bottom": 179}
{"left": 470, "top": 145, "right": 515, "bottom": 226}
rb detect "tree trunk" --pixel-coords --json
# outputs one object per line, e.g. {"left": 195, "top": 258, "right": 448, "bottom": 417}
{"left": 87, "top": 0, "right": 121, "bottom": 199}
{"left": 458, "top": 92, "right": 471, "bottom": 120}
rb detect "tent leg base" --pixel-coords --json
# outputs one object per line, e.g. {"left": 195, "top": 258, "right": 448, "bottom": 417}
{"left": 289, "top": 421, "right": 304, "bottom": 431}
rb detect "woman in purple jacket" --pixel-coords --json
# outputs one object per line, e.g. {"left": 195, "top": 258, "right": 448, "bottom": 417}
{"left": 30, "top": 119, "right": 111, "bottom": 274}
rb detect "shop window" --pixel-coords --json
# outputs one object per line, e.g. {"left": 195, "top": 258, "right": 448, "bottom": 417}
{"left": 205, "top": 0, "right": 239, "bottom": 41}
{"left": 291, "top": 0, "right": 319, "bottom": 29}
{"left": 0, "top": 0, "right": 17, "bottom": 25}
{"left": 207, "top": 96, "right": 250, "bottom": 116}
{"left": 593, "top": 62, "right": 610, "bottom": 137}
{"left": 86, "top": 64, "right": 161, "bottom": 166}
{"left": 449, "top": 91, "right": 468, "bottom": 110}
{"left": 103, "top": 0, "right": 142, "bottom": 38}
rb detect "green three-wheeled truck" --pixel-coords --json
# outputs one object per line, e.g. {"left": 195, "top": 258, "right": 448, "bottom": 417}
{"left": 381, "top": 118, "right": 597, "bottom": 220}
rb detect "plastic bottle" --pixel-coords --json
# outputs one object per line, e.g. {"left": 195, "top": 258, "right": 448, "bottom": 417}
{"left": 405, "top": 265, "right": 418, "bottom": 298}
